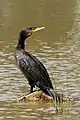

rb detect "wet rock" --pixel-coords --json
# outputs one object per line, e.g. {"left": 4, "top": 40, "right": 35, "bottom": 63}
{"left": 17, "top": 90, "right": 68, "bottom": 103}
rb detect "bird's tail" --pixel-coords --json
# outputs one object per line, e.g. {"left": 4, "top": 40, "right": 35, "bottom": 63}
{"left": 36, "top": 82, "right": 57, "bottom": 100}
{"left": 42, "top": 87, "right": 55, "bottom": 100}
{"left": 43, "top": 87, "right": 61, "bottom": 102}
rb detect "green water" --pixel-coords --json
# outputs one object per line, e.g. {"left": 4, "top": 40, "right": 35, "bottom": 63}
{"left": 0, "top": 0, "right": 80, "bottom": 120}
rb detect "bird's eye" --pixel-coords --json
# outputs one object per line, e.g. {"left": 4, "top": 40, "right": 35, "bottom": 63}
{"left": 23, "top": 29, "right": 27, "bottom": 33}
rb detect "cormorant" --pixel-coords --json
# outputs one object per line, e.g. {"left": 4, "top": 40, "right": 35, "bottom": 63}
{"left": 15, "top": 26, "right": 54, "bottom": 99}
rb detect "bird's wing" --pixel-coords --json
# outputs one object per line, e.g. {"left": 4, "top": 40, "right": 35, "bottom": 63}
{"left": 33, "top": 55, "right": 50, "bottom": 79}
{"left": 16, "top": 50, "right": 53, "bottom": 89}
{"left": 24, "top": 51, "right": 53, "bottom": 89}
{"left": 17, "top": 52, "right": 38, "bottom": 80}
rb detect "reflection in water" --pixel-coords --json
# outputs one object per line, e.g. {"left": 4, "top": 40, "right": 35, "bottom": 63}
{"left": 0, "top": 0, "right": 80, "bottom": 120}
{"left": 0, "top": 101, "right": 71, "bottom": 120}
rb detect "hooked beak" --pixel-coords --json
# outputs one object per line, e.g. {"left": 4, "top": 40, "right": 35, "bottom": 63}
{"left": 32, "top": 27, "right": 45, "bottom": 32}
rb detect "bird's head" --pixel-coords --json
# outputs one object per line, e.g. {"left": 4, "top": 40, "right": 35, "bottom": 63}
{"left": 19, "top": 26, "right": 45, "bottom": 40}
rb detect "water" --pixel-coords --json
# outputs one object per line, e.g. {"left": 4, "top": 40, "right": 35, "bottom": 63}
{"left": 0, "top": 0, "right": 80, "bottom": 119}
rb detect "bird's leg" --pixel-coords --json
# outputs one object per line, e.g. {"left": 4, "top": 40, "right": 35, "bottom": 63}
{"left": 30, "top": 85, "right": 39, "bottom": 93}
{"left": 30, "top": 86, "right": 33, "bottom": 93}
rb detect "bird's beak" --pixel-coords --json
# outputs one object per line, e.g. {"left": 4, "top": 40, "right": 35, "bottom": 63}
{"left": 32, "top": 27, "right": 45, "bottom": 33}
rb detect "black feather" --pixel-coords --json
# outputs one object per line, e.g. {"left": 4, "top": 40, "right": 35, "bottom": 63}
{"left": 15, "top": 27, "right": 54, "bottom": 99}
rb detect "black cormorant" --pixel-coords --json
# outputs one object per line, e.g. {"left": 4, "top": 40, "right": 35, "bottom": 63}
{"left": 15, "top": 26, "right": 54, "bottom": 99}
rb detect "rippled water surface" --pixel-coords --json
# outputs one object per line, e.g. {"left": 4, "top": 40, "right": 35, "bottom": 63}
{"left": 0, "top": 0, "right": 80, "bottom": 120}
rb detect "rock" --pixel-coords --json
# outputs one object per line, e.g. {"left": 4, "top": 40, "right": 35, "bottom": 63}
{"left": 17, "top": 90, "right": 68, "bottom": 103}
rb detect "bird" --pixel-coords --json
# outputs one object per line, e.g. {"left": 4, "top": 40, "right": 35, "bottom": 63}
{"left": 15, "top": 26, "right": 55, "bottom": 99}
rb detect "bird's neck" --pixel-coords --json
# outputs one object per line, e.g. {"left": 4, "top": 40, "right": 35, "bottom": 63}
{"left": 17, "top": 37, "right": 26, "bottom": 50}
